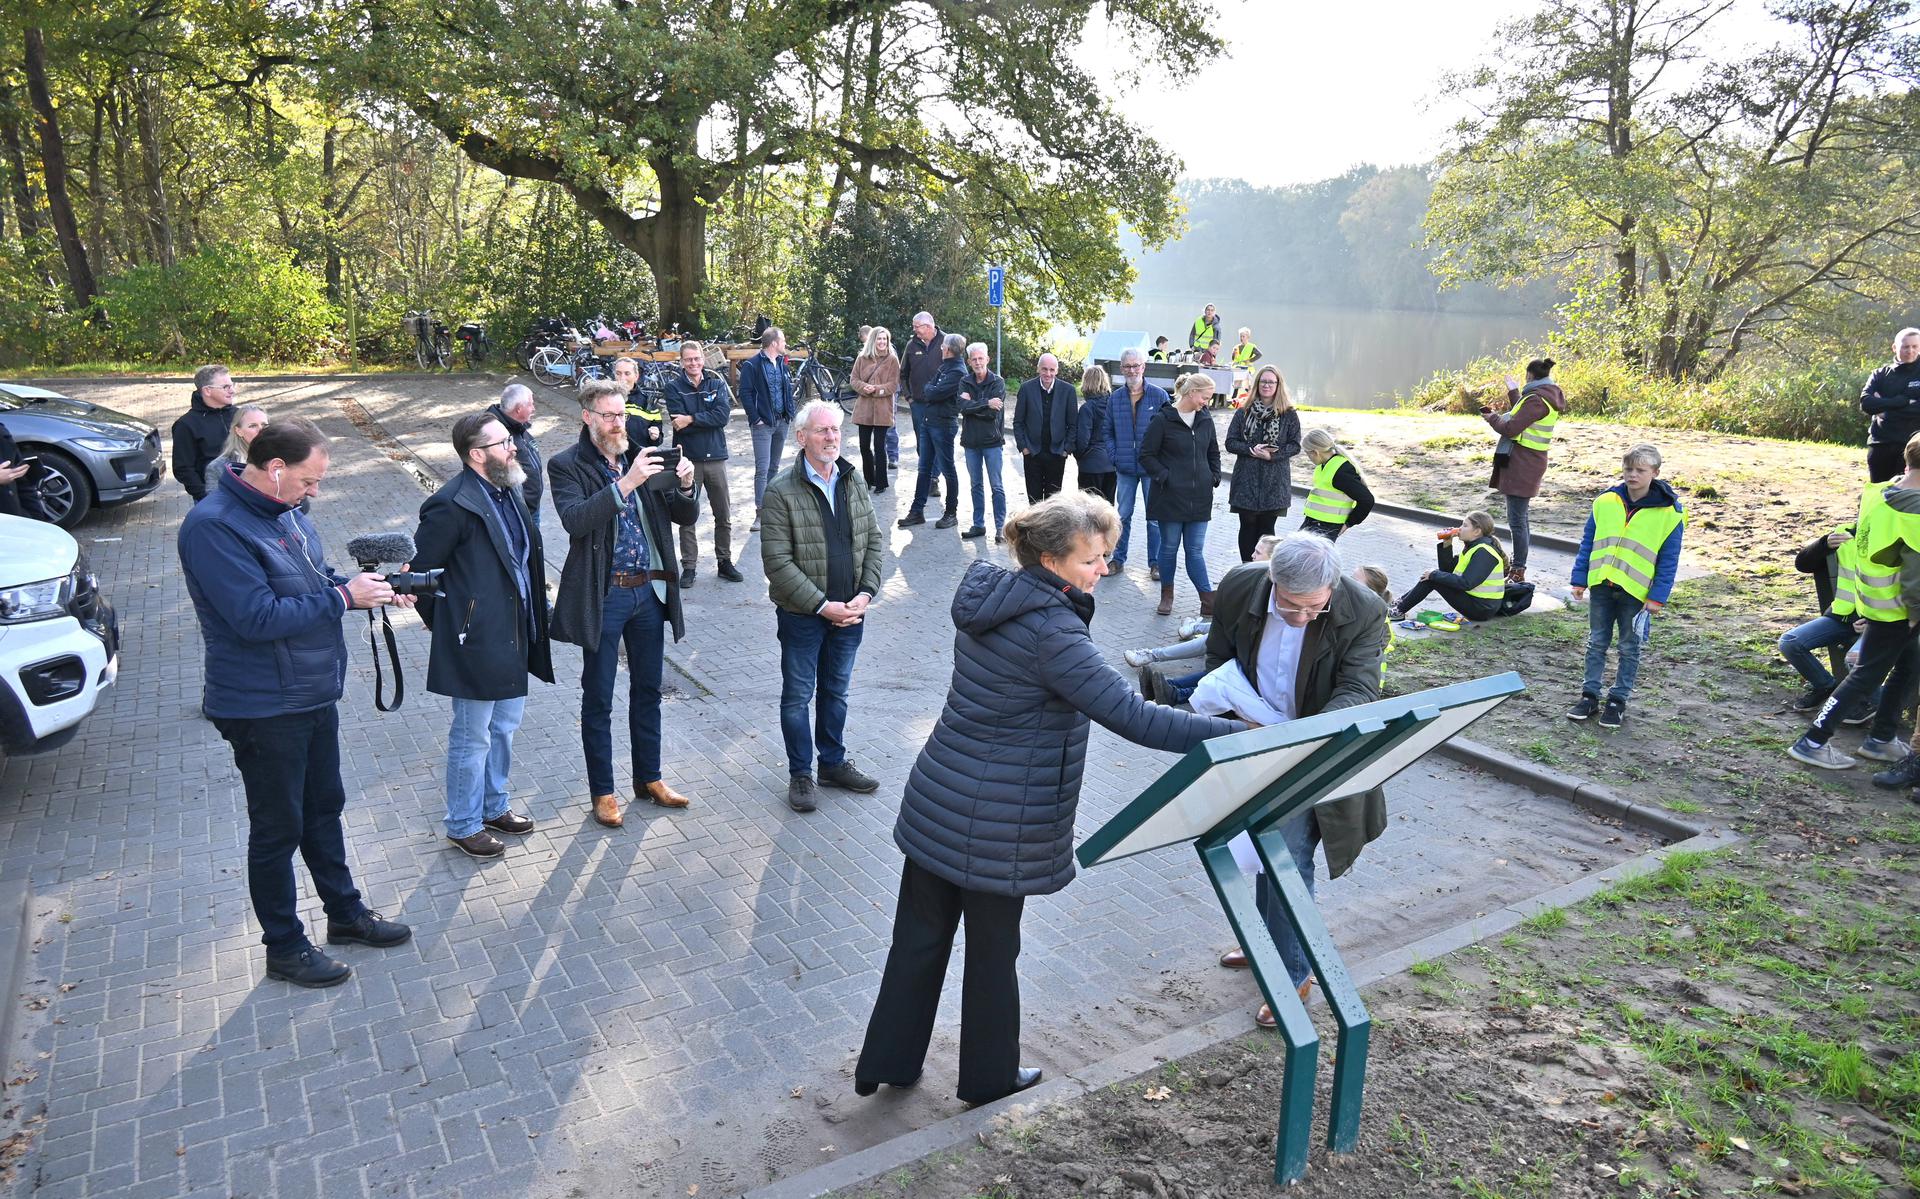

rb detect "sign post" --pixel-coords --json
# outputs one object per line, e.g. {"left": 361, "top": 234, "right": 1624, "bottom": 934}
{"left": 1077, "top": 673, "right": 1525, "bottom": 1185}
{"left": 987, "top": 264, "right": 1005, "bottom": 376}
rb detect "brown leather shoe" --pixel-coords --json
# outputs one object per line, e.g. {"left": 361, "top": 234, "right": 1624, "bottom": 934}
{"left": 641, "top": 779, "right": 691, "bottom": 809}
{"left": 591, "top": 793, "right": 623, "bottom": 828}
{"left": 1254, "top": 979, "right": 1316, "bottom": 1028}
{"left": 1220, "top": 947, "right": 1250, "bottom": 969}
{"left": 1156, "top": 584, "right": 1175, "bottom": 616}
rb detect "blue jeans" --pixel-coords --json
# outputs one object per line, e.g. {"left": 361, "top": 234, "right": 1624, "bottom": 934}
{"left": 1779, "top": 613, "right": 1855, "bottom": 692}
{"left": 1113, "top": 471, "right": 1159, "bottom": 565}
{"left": 211, "top": 706, "right": 367, "bottom": 955}
{"left": 444, "top": 695, "right": 527, "bottom": 837}
{"left": 581, "top": 585, "right": 666, "bottom": 795}
{"left": 964, "top": 445, "right": 1006, "bottom": 530}
{"left": 776, "top": 607, "right": 864, "bottom": 776}
{"left": 1582, "top": 583, "right": 1644, "bottom": 703}
{"left": 911, "top": 416, "right": 958, "bottom": 516}
{"left": 1255, "top": 814, "right": 1321, "bottom": 989}
{"left": 1155, "top": 519, "right": 1212, "bottom": 592}
{"left": 751, "top": 420, "right": 789, "bottom": 510}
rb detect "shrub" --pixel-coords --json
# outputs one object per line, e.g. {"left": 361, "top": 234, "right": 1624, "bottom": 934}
{"left": 96, "top": 246, "right": 339, "bottom": 363}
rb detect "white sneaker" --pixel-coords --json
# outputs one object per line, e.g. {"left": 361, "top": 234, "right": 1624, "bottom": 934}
{"left": 1177, "top": 617, "right": 1206, "bottom": 640}
{"left": 1856, "top": 737, "right": 1911, "bottom": 763}
{"left": 1124, "top": 649, "right": 1153, "bottom": 668}
{"left": 1788, "top": 736, "right": 1856, "bottom": 770}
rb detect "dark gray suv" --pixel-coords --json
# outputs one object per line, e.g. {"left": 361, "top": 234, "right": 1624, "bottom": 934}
{"left": 0, "top": 383, "right": 165, "bottom": 528}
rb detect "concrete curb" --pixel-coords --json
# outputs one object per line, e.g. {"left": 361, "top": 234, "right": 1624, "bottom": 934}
{"left": 1434, "top": 736, "right": 1704, "bottom": 842}
{"left": 736, "top": 819, "right": 1736, "bottom": 1199}
{"left": 0, "top": 878, "right": 32, "bottom": 1090}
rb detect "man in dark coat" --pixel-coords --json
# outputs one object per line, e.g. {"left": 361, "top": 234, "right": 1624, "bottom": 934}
{"left": 171, "top": 363, "right": 237, "bottom": 503}
{"left": 737, "top": 325, "right": 796, "bottom": 527}
{"left": 412, "top": 412, "right": 556, "bottom": 860}
{"left": 1013, "top": 353, "right": 1077, "bottom": 504}
{"left": 665, "top": 340, "right": 742, "bottom": 585}
{"left": 900, "top": 312, "right": 947, "bottom": 503}
{"left": 548, "top": 378, "right": 698, "bottom": 829}
{"left": 1862, "top": 326, "right": 1920, "bottom": 483}
{"left": 0, "top": 423, "right": 51, "bottom": 522}
{"left": 1203, "top": 532, "right": 1388, "bottom": 1025}
{"left": 899, "top": 333, "right": 966, "bottom": 530}
{"left": 486, "top": 384, "right": 544, "bottom": 518}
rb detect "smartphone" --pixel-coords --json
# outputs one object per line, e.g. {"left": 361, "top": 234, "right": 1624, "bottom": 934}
{"left": 643, "top": 445, "right": 683, "bottom": 488}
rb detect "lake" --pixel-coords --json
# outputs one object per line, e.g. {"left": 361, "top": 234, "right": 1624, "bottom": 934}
{"left": 1100, "top": 296, "right": 1548, "bottom": 409}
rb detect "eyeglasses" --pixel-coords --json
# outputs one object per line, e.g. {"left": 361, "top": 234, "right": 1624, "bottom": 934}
{"left": 587, "top": 409, "right": 625, "bottom": 422}
{"left": 474, "top": 438, "right": 514, "bottom": 452}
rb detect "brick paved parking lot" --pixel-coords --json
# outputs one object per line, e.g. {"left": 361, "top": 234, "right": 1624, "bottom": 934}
{"left": 1, "top": 377, "right": 1656, "bottom": 1197}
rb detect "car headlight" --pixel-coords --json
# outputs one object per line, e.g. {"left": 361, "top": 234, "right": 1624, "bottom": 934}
{"left": 73, "top": 436, "right": 141, "bottom": 453}
{"left": 0, "top": 574, "right": 74, "bottom": 623}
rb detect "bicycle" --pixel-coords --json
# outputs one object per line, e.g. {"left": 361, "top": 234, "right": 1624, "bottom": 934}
{"left": 454, "top": 321, "right": 491, "bottom": 369}
{"left": 404, "top": 310, "right": 452, "bottom": 370}
{"left": 788, "top": 342, "right": 850, "bottom": 415}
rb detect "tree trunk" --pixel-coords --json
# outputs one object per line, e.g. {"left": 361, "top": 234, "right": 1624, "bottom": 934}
{"left": 132, "top": 72, "right": 174, "bottom": 268}
{"left": 644, "top": 158, "right": 707, "bottom": 329}
{"left": 23, "top": 27, "right": 97, "bottom": 310}
{"left": 0, "top": 97, "right": 44, "bottom": 242}
{"left": 322, "top": 125, "right": 341, "bottom": 302}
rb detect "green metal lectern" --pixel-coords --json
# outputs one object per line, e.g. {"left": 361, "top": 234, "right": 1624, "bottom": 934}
{"left": 1076, "top": 673, "right": 1525, "bottom": 1185}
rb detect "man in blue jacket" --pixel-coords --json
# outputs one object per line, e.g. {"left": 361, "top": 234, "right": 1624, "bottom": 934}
{"left": 667, "top": 341, "right": 743, "bottom": 584}
{"left": 1103, "top": 348, "right": 1168, "bottom": 573}
{"left": 737, "top": 325, "right": 797, "bottom": 530}
{"left": 898, "top": 333, "right": 966, "bottom": 531}
{"left": 178, "top": 417, "right": 413, "bottom": 988}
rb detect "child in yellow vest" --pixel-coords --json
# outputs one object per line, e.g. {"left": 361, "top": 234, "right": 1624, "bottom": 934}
{"left": 1568, "top": 444, "right": 1685, "bottom": 729}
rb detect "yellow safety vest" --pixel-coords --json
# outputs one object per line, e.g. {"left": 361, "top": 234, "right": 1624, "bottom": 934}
{"left": 1856, "top": 489, "right": 1920, "bottom": 622}
{"left": 1457, "top": 541, "right": 1509, "bottom": 602}
{"left": 1381, "top": 617, "right": 1394, "bottom": 686}
{"left": 1191, "top": 315, "right": 1218, "bottom": 349}
{"left": 1587, "top": 491, "right": 1684, "bottom": 603}
{"left": 1832, "top": 482, "right": 1889, "bottom": 618}
{"left": 1304, "top": 455, "right": 1357, "bottom": 525}
{"left": 1231, "top": 342, "right": 1259, "bottom": 369}
{"left": 625, "top": 395, "right": 665, "bottom": 423}
{"left": 1514, "top": 402, "right": 1560, "bottom": 453}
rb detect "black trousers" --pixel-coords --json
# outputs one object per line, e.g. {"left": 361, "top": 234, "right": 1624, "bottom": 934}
{"left": 856, "top": 857, "right": 1026, "bottom": 1103}
{"left": 1024, "top": 453, "right": 1067, "bottom": 503}
{"left": 1079, "top": 471, "right": 1117, "bottom": 503}
{"left": 1810, "top": 617, "right": 1920, "bottom": 743}
{"left": 1235, "top": 509, "right": 1282, "bottom": 561}
{"left": 857, "top": 424, "right": 889, "bottom": 491}
{"left": 1868, "top": 442, "right": 1905, "bottom": 484}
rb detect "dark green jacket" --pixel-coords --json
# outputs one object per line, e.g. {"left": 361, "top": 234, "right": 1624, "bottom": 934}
{"left": 759, "top": 456, "right": 884, "bottom": 615}
{"left": 1204, "top": 570, "right": 1390, "bottom": 879}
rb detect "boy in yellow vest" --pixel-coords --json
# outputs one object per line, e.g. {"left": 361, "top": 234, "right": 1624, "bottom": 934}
{"left": 1567, "top": 444, "right": 1685, "bottom": 729}
{"left": 1790, "top": 434, "right": 1920, "bottom": 769}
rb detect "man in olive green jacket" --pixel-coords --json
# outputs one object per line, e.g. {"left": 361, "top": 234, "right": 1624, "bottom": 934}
{"left": 761, "top": 401, "right": 886, "bottom": 813}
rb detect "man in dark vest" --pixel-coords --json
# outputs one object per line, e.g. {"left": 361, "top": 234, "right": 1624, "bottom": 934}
{"left": 760, "top": 400, "right": 885, "bottom": 813}
{"left": 411, "top": 411, "right": 555, "bottom": 859}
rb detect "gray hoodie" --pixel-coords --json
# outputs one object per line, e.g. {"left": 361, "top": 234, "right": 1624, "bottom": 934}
{"left": 1870, "top": 484, "right": 1920, "bottom": 613}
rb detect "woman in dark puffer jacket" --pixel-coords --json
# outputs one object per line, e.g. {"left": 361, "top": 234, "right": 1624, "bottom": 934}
{"left": 854, "top": 490, "right": 1244, "bottom": 1106}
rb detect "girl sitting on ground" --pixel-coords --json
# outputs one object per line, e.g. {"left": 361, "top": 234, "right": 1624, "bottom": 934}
{"left": 1388, "top": 511, "right": 1509, "bottom": 623}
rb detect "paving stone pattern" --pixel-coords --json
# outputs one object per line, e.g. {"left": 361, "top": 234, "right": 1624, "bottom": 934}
{"left": 0, "top": 378, "right": 1654, "bottom": 1198}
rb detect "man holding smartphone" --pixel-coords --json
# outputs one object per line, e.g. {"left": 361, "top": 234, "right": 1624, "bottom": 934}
{"left": 548, "top": 378, "right": 699, "bottom": 829}
{"left": 0, "top": 423, "right": 49, "bottom": 522}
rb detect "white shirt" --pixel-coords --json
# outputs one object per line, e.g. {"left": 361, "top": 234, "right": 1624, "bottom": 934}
{"left": 1253, "top": 595, "right": 1306, "bottom": 722}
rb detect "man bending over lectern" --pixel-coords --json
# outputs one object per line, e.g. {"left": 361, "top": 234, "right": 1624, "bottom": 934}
{"left": 1202, "top": 532, "right": 1389, "bottom": 1027}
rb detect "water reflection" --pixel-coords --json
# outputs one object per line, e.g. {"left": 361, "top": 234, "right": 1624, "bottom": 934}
{"left": 1101, "top": 297, "right": 1547, "bottom": 408}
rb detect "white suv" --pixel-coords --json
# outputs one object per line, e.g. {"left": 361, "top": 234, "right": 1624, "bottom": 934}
{"left": 0, "top": 514, "right": 119, "bottom": 755}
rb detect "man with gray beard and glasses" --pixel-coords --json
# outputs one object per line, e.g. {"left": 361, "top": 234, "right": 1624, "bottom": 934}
{"left": 412, "top": 411, "right": 556, "bottom": 858}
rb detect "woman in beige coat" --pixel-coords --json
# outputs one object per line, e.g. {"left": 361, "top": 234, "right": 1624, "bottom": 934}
{"left": 851, "top": 325, "right": 902, "bottom": 493}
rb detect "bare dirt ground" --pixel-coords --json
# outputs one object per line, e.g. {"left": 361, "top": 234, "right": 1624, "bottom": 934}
{"left": 832, "top": 413, "right": 1920, "bottom": 1199}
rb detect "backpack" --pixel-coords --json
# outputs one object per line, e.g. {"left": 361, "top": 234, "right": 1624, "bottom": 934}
{"left": 1498, "top": 580, "right": 1536, "bottom": 617}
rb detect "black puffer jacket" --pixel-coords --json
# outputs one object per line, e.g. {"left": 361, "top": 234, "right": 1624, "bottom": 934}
{"left": 1139, "top": 406, "right": 1221, "bottom": 523}
{"left": 894, "top": 561, "right": 1242, "bottom": 896}
{"left": 170, "top": 391, "right": 234, "bottom": 502}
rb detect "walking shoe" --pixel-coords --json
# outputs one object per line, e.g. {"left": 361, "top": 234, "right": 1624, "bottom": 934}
{"left": 447, "top": 829, "right": 507, "bottom": 858}
{"left": 679, "top": 566, "right": 696, "bottom": 588}
{"left": 961, "top": 525, "right": 987, "bottom": 539}
{"left": 483, "top": 810, "right": 535, "bottom": 835}
{"left": 1109, "top": 559, "right": 1126, "bottom": 574}
{"left": 819, "top": 760, "right": 880, "bottom": 793}
{"left": 1840, "top": 698, "right": 1876, "bottom": 725}
{"left": 1872, "top": 753, "right": 1920, "bottom": 788}
{"left": 1566, "top": 694, "right": 1600, "bottom": 721}
{"left": 994, "top": 527, "right": 1004, "bottom": 544}
{"left": 897, "top": 511, "right": 927, "bottom": 528}
{"left": 1506, "top": 566, "right": 1527, "bottom": 585}
{"left": 591, "top": 792, "right": 624, "bottom": 827}
{"left": 935, "top": 512, "right": 959, "bottom": 530}
{"left": 326, "top": 910, "right": 413, "bottom": 948}
{"left": 1150, "top": 564, "right": 1162, "bottom": 581}
{"left": 1125, "top": 648, "right": 1154, "bottom": 668}
{"left": 641, "top": 780, "right": 692, "bottom": 808}
{"left": 1598, "top": 699, "right": 1626, "bottom": 729}
{"left": 265, "top": 947, "right": 352, "bottom": 989}
{"left": 787, "top": 775, "right": 817, "bottom": 813}
{"left": 1137, "top": 663, "right": 1154, "bottom": 699}
{"left": 717, "top": 560, "right": 744, "bottom": 583}
{"left": 1791, "top": 684, "right": 1834, "bottom": 713}
{"left": 1788, "top": 735, "right": 1856, "bottom": 770}
{"left": 1857, "top": 736, "right": 1911, "bottom": 763}
{"left": 1146, "top": 665, "right": 1181, "bottom": 707}
{"left": 750, "top": 518, "right": 761, "bottom": 533}
{"left": 1178, "top": 617, "right": 1206, "bottom": 639}
{"left": 929, "top": 481, "right": 940, "bottom": 499}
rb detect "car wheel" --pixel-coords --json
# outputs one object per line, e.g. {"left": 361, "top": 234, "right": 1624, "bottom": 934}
{"left": 33, "top": 448, "right": 93, "bottom": 529}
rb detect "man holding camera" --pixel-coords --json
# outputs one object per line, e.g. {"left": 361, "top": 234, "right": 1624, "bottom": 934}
{"left": 412, "top": 412, "right": 555, "bottom": 859}
{"left": 178, "top": 416, "right": 413, "bottom": 988}
{"left": 550, "top": 378, "right": 699, "bottom": 828}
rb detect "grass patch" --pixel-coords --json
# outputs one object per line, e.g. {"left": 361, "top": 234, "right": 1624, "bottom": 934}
{"left": 1521, "top": 906, "right": 1569, "bottom": 933}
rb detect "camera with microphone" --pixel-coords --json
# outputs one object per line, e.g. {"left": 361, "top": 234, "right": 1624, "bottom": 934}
{"left": 346, "top": 532, "right": 443, "bottom": 597}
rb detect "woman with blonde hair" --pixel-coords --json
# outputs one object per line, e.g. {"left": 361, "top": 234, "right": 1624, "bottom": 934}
{"left": 204, "top": 405, "right": 270, "bottom": 492}
{"left": 1140, "top": 371, "right": 1223, "bottom": 615}
{"left": 1224, "top": 364, "right": 1301, "bottom": 561}
{"left": 850, "top": 325, "right": 902, "bottom": 493}
{"left": 1073, "top": 364, "right": 1117, "bottom": 502}
{"left": 1388, "top": 511, "right": 1509, "bottom": 623}
{"left": 1299, "top": 428, "right": 1373, "bottom": 540}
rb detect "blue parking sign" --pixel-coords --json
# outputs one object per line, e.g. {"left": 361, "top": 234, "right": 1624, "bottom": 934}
{"left": 988, "top": 265, "right": 1005, "bottom": 308}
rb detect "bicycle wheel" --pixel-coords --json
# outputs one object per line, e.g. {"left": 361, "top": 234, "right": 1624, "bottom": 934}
{"left": 529, "top": 345, "right": 569, "bottom": 387}
{"left": 433, "top": 332, "right": 453, "bottom": 370}
{"left": 414, "top": 337, "right": 432, "bottom": 371}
